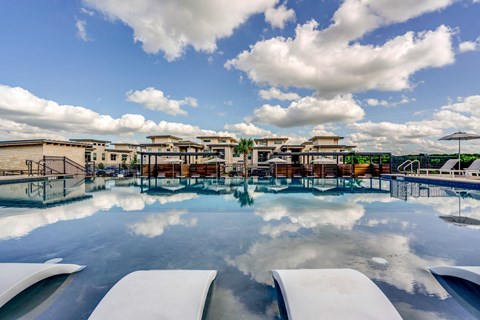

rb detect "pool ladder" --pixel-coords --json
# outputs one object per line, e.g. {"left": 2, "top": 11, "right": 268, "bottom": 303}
{"left": 397, "top": 160, "right": 420, "bottom": 175}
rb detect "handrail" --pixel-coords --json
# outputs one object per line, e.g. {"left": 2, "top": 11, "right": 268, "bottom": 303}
{"left": 397, "top": 160, "right": 420, "bottom": 175}
{"left": 404, "top": 160, "right": 420, "bottom": 175}
{"left": 397, "top": 160, "right": 412, "bottom": 173}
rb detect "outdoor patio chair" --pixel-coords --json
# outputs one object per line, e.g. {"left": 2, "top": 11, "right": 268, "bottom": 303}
{"left": 0, "top": 262, "right": 85, "bottom": 309}
{"left": 272, "top": 269, "right": 403, "bottom": 320}
{"left": 89, "top": 270, "right": 217, "bottom": 320}
{"left": 462, "top": 159, "right": 480, "bottom": 178}
{"left": 417, "top": 159, "right": 459, "bottom": 176}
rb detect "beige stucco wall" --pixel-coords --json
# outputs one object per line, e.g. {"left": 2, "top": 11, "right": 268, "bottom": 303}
{"left": 0, "top": 145, "right": 43, "bottom": 170}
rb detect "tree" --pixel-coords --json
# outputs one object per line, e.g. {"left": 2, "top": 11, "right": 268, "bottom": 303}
{"left": 234, "top": 138, "right": 254, "bottom": 179}
{"left": 233, "top": 181, "right": 254, "bottom": 207}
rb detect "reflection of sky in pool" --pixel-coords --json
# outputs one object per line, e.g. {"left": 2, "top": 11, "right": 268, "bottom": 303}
{"left": 0, "top": 177, "right": 479, "bottom": 319}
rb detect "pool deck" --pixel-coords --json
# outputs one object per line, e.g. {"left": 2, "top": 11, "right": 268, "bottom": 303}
{"left": 0, "top": 174, "right": 75, "bottom": 185}
{"left": 383, "top": 173, "right": 480, "bottom": 189}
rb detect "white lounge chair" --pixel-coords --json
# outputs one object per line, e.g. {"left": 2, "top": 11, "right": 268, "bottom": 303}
{"left": 417, "top": 159, "right": 459, "bottom": 176}
{"left": 272, "top": 269, "right": 403, "bottom": 320}
{"left": 0, "top": 262, "right": 85, "bottom": 308}
{"left": 463, "top": 159, "right": 480, "bottom": 179}
{"left": 89, "top": 270, "right": 217, "bottom": 320}
{"left": 429, "top": 266, "right": 480, "bottom": 286}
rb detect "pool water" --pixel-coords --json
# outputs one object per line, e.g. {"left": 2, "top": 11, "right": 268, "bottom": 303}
{"left": 0, "top": 177, "right": 479, "bottom": 319}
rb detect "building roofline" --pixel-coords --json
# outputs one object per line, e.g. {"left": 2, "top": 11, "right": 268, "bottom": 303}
{"left": 146, "top": 135, "right": 183, "bottom": 140}
{"left": 254, "top": 137, "right": 289, "bottom": 142}
{"left": 112, "top": 142, "right": 140, "bottom": 146}
{"left": 308, "top": 135, "right": 344, "bottom": 141}
{"left": 0, "top": 139, "right": 89, "bottom": 148}
{"left": 70, "top": 138, "right": 111, "bottom": 143}
{"left": 197, "top": 136, "right": 238, "bottom": 142}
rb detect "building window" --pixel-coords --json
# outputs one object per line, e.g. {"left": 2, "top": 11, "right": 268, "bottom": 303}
{"left": 110, "top": 154, "right": 117, "bottom": 161}
{"left": 158, "top": 148, "right": 162, "bottom": 152}
{"left": 274, "top": 141, "right": 282, "bottom": 145}
{"left": 166, "top": 148, "right": 170, "bottom": 152}
{"left": 93, "top": 153, "right": 97, "bottom": 161}
{"left": 173, "top": 148, "right": 178, "bottom": 152}
{"left": 233, "top": 151, "right": 240, "bottom": 157}
{"left": 258, "top": 152, "right": 269, "bottom": 163}
{"left": 203, "top": 139, "right": 211, "bottom": 143}
{"left": 248, "top": 153, "right": 252, "bottom": 160}
{"left": 102, "top": 153, "right": 105, "bottom": 161}
{"left": 219, "top": 139, "right": 227, "bottom": 143}
{"left": 148, "top": 148, "right": 152, "bottom": 152}
{"left": 122, "top": 154, "right": 127, "bottom": 161}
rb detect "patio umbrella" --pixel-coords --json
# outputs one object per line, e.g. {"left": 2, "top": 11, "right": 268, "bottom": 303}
{"left": 439, "top": 131, "right": 480, "bottom": 169}
{"left": 266, "top": 157, "right": 287, "bottom": 177}
{"left": 311, "top": 157, "right": 336, "bottom": 177}
{"left": 205, "top": 157, "right": 227, "bottom": 178}
{"left": 163, "top": 158, "right": 184, "bottom": 177}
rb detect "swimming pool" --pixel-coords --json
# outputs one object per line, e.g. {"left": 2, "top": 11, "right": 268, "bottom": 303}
{"left": 0, "top": 177, "right": 479, "bottom": 319}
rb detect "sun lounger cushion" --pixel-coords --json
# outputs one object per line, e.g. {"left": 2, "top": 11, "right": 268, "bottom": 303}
{"left": 272, "top": 269, "right": 402, "bottom": 320}
{"left": 89, "top": 270, "right": 217, "bottom": 320}
{"left": 0, "top": 263, "right": 85, "bottom": 308}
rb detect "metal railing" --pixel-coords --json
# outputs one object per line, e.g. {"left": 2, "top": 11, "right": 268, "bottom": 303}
{"left": 397, "top": 160, "right": 420, "bottom": 175}
{"left": 25, "top": 156, "right": 90, "bottom": 176}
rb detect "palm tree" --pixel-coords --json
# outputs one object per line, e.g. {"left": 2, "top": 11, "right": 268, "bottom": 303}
{"left": 234, "top": 138, "right": 254, "bottom": 179}
{"left": 233, "top": 181, "right": 254, "bottom": 207}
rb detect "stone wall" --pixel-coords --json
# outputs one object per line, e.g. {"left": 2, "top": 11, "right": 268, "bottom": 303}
{"left": 43, "top": 143, "right": 86, "bottom": 166}
{"left": 0, "top": 145, "right": 43, "bottom": 170}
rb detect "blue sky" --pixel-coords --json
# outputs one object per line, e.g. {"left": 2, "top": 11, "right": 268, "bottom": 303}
{"left": 0, "top": 0, "right": 479, "bottom": 154}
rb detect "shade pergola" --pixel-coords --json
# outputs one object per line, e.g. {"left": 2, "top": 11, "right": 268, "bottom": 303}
{"left": 267, "top": 157, "right": 287, "bottom": 177}
{"left": 205, "top": 157, "right": 227, "bottom": 178}
{"left": 163, "top": 158, "right": 184, "bottom": 177}
{"left": 311, "top": 157, "right": 337, "bottom": 177}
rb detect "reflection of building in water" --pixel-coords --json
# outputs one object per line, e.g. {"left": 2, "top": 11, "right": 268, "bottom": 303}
{"left": 0, "top": 178, "right": 91, "bottom": 208}
{"left": 390, "top": 180, "right": 448, "bottom": 201}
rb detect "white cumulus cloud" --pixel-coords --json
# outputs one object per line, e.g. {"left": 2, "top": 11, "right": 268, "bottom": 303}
{"left": 226, "top": 0, "right": 456, "bottom": 97}
{"left": 227, "top": 23, "right": 455, "bottom": 97}
{"left": 459, "top": 37, "right": 480, "bottom": 53}
{"left": 126, "top": 87, "right": 197, "bottom": 116}
{"left": 264, "top": 3, "right": 296, "bottom": 29}
{"left": 250, "top": 95, "right": 364, "bottom": 128}
{"left": 258, "top": 87, "right": 300, "bottom": 101}
{"left": 224, "top": 123, "right": 272, "bottom": 137}
{"left": 366, "top": 95, "right": 412, "bottom": 107}
{"left": 0, "top": 84, "right": 228, "bottom": 140}
{"left": 83, "top": 0, "right": 279, "bottom": 61}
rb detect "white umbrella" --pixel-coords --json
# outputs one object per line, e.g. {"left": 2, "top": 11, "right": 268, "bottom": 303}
{"left": 310, "top": 157, "right": 336, "bottom": 177}
{"left": 439, "top": 131, "right": 480, "bottom": 169}
{"left": 205, "top": 157, "right": 227, "bottom": 178}
{"left": 163, "top": 158, "right": 184, "bottom": 177}
{"left": 267, "top": 157, "right": 287, "bottom": 177}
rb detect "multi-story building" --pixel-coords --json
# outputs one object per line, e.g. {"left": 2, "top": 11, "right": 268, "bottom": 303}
{"left": 106, "top": 143, "right": 139, "bottom": 166}
{"left": 141, "top": 135, "right": 205, "bottom": 164}
{"left": 70, "top": 138, "right": 110, "bottom": 164}
{"left": 196, "top": 136, "right": 239, "bottom": 163}
{"left": 253, "top": 137, "right": 288, "bottom": 164}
